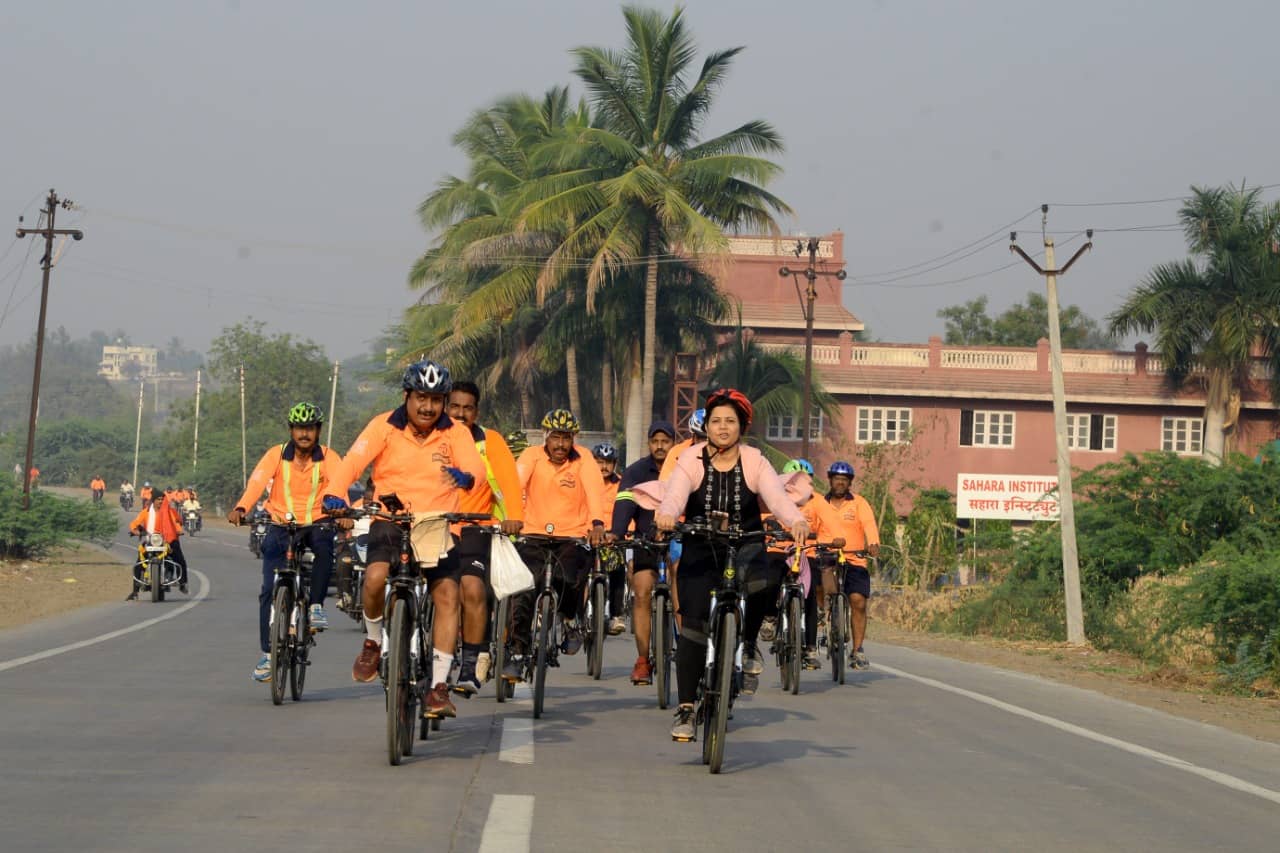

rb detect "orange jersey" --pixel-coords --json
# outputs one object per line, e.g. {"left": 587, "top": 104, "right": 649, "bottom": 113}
{"left": 130, "top": 498, "right": 183, "bottom": 541}
{"left": 517, "top": 444, "right": 608, "bottom": 537}
{"left": 235, "top": 441, "right": 344, "bottom": 524}
{"left": 658, "top": 438, "right": 695, "bottom": 482}
{"left": 335, "top": 407, "right": 486, "bottom": 516}
{"left": 457, "top": 424, "right": 524, "bottom": 522}
{"left": 601, "top": 474, "right": 620, "bottom": 508}
{"left": 825, "top": 492, "right": 880, "bottom": 567}
{"left": 90, "top": 478, "right": 105, "bottom": 491}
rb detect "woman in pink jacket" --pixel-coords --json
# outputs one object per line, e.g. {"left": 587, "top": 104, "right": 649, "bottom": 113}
{"left": 655, "top": 388, "right": 809, "bottom": 742}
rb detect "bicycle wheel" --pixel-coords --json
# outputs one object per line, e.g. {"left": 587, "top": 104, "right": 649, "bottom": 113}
{"left": 652, "top": 591, "right": 670, "bottom": 709}
{"left": 830, "top": 596, "right": 847, "bottom": 684}
{"left": 786, "top": 594, "right": 802, "bottom": 696}
{"left": 386, "top": 597, "right": 412, "bottom": 765}
{"left": 269, "top": 585, "right": 290, "bottom": 706}
{"left": 707, "top": 608, "right": 737, "bottom": 774}
{"left": 493, "top": 596, "right": 510, "bottom": 704}
{"left": 532, "top": 594, "right": 553, "bottom": 719}
{"left": 588, "top": 579, "right": 606, "bottom": 680}
{"left": 148, "top": 559, "right": 162, "bottom": 603}
{"left": 289, "top": 602, "right": 308, "bottom": 701}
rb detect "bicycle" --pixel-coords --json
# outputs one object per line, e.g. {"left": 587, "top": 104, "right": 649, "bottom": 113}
{"left": 505, "top": 533, "right": 589, "bottom": 719}
{"left": 822, "top": 549, "right": 869, "bottom": 684}
{"left": 672, "top": 516, "right": 763, "bottom": 774}
{"left": 628, "top": 532, "right": 678, "bottom": 709}
{"left": 582, "top": 547, "right": 612, "bottom": 680}
{"left": 259, "top": 516, "right": 329, "bottom": 706}
{"left": 765, "top": 530, "right": 816, "bottom": 696}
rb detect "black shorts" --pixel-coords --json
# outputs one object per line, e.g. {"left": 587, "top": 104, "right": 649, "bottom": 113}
{"left": 844, "top": 565, "right": 872, "bottom": 598}
{"left": 365, "top": 520, "right": 461, "bottom": 582}
{"left": 455, "top": 525, "right": 491, "bottom": 580}
{"left": 630, "top": 545, "right": 658, "bottom": 575}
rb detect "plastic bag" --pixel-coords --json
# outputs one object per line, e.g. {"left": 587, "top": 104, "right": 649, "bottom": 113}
{"left": 490, "top": 534, "right": 534, "bottom": 599}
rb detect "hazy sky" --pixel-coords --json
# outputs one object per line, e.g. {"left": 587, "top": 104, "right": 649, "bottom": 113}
{"left": 2, "top": 0, "right": 1277, "bottom": 359}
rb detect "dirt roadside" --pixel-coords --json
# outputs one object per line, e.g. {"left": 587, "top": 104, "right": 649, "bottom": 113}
{"left": 0, "top": 543, "right": 132, "bottom": 631}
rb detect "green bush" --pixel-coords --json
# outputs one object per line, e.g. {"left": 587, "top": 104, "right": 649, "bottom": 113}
{"left": 0, "top": 479, "right": 118, "bottom": 559}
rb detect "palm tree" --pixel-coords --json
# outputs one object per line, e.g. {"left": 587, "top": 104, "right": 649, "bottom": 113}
{"left": 519, "top": 5, "right": 791, "bottom": 457}
{"left": 1108, "top": 184, "right": 1280, "bottom": 463}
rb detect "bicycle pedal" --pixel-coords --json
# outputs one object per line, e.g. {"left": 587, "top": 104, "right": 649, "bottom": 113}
{"left": 671, "top": 734, "right": 695, "bottom": 743}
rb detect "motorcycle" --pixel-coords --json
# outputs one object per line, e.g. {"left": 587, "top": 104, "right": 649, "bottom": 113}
{"left": 119, "top": 490, "right": 134, "bottom": 511}
{"left": 183, "top": 502, "right": 203, "bottom": 536}
{"left": 135, "top": 532, "right": 182, "bottom": 603}
{"left": 247, "top": 506, "right": 270, "bottom": 557}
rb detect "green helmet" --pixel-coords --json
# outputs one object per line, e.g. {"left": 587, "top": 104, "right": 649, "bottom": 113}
{"left": 782, "top": 458, "right": 814, "bottom": 476}
{"left": 287, "top": 401, "right": 324, "bottom": 426}
{"left": 505, "top": 429, "right": 529, "bottom": 454}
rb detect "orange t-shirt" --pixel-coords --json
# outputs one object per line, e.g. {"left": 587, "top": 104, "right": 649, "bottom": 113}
{"left": 517, "top": 444, "right": 608, "bottom": 537}
{"left": 825, "top": 492, "right": 880, "bottom": 567}
{"left": 130, "top": 498, "right": 183, "bottom": 541}
{"left": 90, "top": 478, "right": 105, "bottom": 491}
{"left": 457, "top": 424, "right": 524, "bottom": 522}
{"left": 334, "top": 407, "right": 486, "bottom": 516}
{"left": 235, "top": 441, "right": 344, "bottom": 524}
{"left": 658, "top": 438, "right": 696, "bottom": 482}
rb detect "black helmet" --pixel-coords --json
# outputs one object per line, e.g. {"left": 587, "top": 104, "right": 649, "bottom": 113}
{"left": 591, "top": 442, "right": 618, "bottom": 462}
{"left": 401, "top": 359, "right": 452, "bottom": 394}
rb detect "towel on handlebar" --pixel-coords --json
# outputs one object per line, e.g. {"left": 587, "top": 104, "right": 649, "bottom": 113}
{"left": 409, "top": 512, "right": 452, "bottom": 568}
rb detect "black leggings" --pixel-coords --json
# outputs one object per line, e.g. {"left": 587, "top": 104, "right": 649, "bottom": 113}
{"left": 508, "top": 541, "right": 588, "bottom": 655}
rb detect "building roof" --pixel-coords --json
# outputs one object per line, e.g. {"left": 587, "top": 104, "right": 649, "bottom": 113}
{"left": 735, "top": 300, "right": 863, "bottom": 333}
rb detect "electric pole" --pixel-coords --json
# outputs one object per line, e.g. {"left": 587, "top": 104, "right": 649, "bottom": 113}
{"left": 14, "top": 189, "right": 84, "bottom": 509}
{"left": 1010, "top": 207, "right": 1093, "bottom": 645}
{"left": 326, "top": 360, "right": 340, "bottom": 448}
{"left": 779, "top": 237, "right": 847, "bottom": 460}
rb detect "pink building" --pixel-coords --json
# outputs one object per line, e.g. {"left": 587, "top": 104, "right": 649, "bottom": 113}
{"left": 713, "top": 233, "right": 1279, "bottom": 511}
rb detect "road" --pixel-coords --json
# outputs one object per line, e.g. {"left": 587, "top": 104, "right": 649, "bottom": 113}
{"left": 2, "top": 510, "right": 1278, "bottom": 852}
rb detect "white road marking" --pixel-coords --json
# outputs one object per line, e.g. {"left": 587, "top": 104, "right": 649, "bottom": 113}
{"left": 877, "top": 662, "right": 1280, "bottom": 807}
{"left": 499, "top": 716, "right": 534, "bottom": 765}
{"left": 0, "top": 569, "right": 211, "bottom": 673}
{"left": 477, "top": 794, "right": 534, "bottom": 853}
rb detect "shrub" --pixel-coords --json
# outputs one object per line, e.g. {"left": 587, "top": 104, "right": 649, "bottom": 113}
{"left": 0, "top": 479, "right": 118, "bottom": 559}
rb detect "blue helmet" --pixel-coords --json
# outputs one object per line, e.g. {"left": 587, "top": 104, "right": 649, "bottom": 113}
{"left": 827, "top": 461, "right": 855, "bottom": 478}
{"left": 591, "top": 442, "right": 617, "bottom": 462}
{"left": 688, "top": 408, "right": 706, "bottom": 437}
{"left": 401, "top": 359, "right": 451, "bottom": 394}
{"left": 783, "top": 458, "right": 814, "bottom": 476}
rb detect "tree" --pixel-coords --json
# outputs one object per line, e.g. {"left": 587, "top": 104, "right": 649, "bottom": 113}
{"left": 938, "top": 292, "right": 1114, "bottom": 348}
{"left": 1108, "top": 184, "right": 1280, "bottom": 463}
{"left": 937, "top": 296, "right": 994, "bottom": 346}
{"left": 522, "top": 5, "right": 790, "bottom": 456}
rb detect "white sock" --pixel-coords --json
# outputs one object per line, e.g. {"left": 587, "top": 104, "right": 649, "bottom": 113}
{"left": 431, "top": 648, "right": 453, "bottom": 687}
{"left": 364, "top": 614, "right": 382, "bottom": 644}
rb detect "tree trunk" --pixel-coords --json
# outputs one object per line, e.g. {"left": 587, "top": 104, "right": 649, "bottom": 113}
{"left": 601, "top": 353, "right": 614, "bottom": 434}
{"left": 624, "top": 339, "right": 644, "bottom": 465}
{"left": 519, "top": 386, "right": 532, "bottom": 428}
{"left": 1203, "top": 369, "right": 1231, "bottom": 466}
{"left": 640, "top": 222, "right": 660, "bottom": 446}
{"left": 566, "top": 346, "right": 582, "bottom": 422}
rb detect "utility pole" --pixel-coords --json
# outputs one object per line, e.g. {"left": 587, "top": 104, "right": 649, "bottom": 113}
{"left": 132, "top": 379, "right": 144, "bottom": 487}
{"left": 1010, "top": 208, "right": 1093, "bottom": 645}
{"left": 779, "top": 237, "right": 846, "bottom": 460}
{"left": 193, "top": 368, "right": 202, "bottom": 468}
{"left": 326, "top": 361, "right": 340, "bottom": 448}
{"left": 239, "top": 364, "right": 248, "bottom": 487}
{"left": 14, "top": 189, "right": 84, "bottom": 509}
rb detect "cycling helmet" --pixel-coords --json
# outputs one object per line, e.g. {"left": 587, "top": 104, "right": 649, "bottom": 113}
{"left": 541, "top": 408, "right": 580, "bottom": 434}
{"left": 505, "top": 429, "right": 529, "bottom": 454}
{"left": 827, "top": 461, "right": 855, "bottom": 478}
{"left": 782, "top": 458, "right": 815, "bottom": 476}
{"left": 591, "top": 442, "right": 617, "bottom": 462}
{"left": 704, "top": 388, "right": 753, "bottom": 429}
{"left": 687, "top": 407, "right": 706, "bottom": 437}
{"left": 401, "top": 359, "right": 452, "bottom": 394}
{"left": 287, "top": 401, "right": 324, "bottom": 426}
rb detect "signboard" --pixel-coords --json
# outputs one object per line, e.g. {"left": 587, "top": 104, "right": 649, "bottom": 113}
{"left": 956, "top": 473, "right": 1060, "bottom": 521}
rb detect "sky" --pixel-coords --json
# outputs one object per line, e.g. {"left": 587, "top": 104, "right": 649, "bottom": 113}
{"left": 2, "top": 0, "right": 1277, "bottom": 360}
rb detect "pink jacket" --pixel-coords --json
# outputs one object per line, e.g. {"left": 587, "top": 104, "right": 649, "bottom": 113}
{"left": 657, "top": 442, "right": 805, "bottom": 528}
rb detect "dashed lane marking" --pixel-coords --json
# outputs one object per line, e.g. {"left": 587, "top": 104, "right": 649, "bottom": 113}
{"left": 477, "top": 794, "right": 534, "bottom": 853}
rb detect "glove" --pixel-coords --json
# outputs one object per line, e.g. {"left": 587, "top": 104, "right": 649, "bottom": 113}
{"left": 322, "top": 495, "right": 350, "bottom": 512}
{"left": 443, "top": 466, "right": 475, "bottom": 490}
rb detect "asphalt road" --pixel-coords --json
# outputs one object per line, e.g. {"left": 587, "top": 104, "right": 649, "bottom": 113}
{"left": 2, "top": 509, "right": 1278, "bottom": 852}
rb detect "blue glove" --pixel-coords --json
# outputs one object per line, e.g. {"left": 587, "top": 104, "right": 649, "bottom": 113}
{"left": 322, "top": 495, "right": 349, "bottom": 512}
{"left": 443, "top": 466, "right": 475, "bottom": 490}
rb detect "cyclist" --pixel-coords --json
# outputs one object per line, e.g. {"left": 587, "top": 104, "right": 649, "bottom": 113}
{"left": 654, "top": 389, "right": 808, "bottom": 741}
{"left": 332, "top": 360, "right": 486, "bottom": 720}
{"left": 659, "top": 408, "right": 705, "bottom": 481}
{"left": 610, "top": 419, "right": 676, "bottom": 684}
{"left": 505, "top": 429, "right": 530, "bottom": 456}
{"left": 228, "top": 402, "right": 347, "bottom": 683}
{"left": 139, "top": 482, "right": 154, "bottom": 510}
{"left": 825, "top": 461, "right": 880, "bottom": 669}
{"left": 127, "top": 487, "right": 189, "bottom": 599}
{"left": 447, "top": 380, "right": 525, "bottom": 695}
{"left": 782, "top": 459, "right": 845, "bottom": 670}
{"left": 90, "top": 475, "right": 106, "bottom": 503}
{"left": 593, "top": 442, "right": 626, "bottom": 636}
{"left": 502, "top": 408, "right": 608, "bottom": 681}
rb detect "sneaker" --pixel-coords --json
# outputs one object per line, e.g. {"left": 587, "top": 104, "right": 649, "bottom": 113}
{"left": 352, "top": 639, "right": 380, "bottom": 682}
{"left": 309, "top": 604, "right": 328, "bottom": 631}
{"left": 630, "top": 656, "right": 653, "bottom": 685}
{"left": 803, "top": 647, "right": 821, "bottom": 670}
{"left": 758, "top": 616, "right": 777, "bottom": 642}
{"left": 741, "top": 672, "right": 759, "bottom": 695}
{"left": 502, "top": 654, "right": 525, "bottom": 682}
{"left": 425, "top": 682, "right": 457, "bottom": 718}
{"left": 453, "top": 659, "right": 481, "bottom": 696}
{"left": 853, "top": 648, "right": 870, "bottom": 670}
{"left": 743, "top": 642, "right": 764, "bottom": 675}
{"left": 179, "top": 583, "right": 189, "bottom": 594}
{"left": 561, "top": 621, "right": 583, "bottom": 655}
{"left": 125, "top": 591, "right": 138, "bottom": 601}
{"left": 476, "top": 651, "right": 492, "bottom": 682}
{"left": 607, "top": 615, "right": 626, "bottom": 636}
{"left": 670, "top": 705, "right": 696, "bottom": 741}
{"left": 252, "top": 654, "right": 271, "bottom": 683}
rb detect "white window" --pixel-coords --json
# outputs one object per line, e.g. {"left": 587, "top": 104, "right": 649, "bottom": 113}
{"left": 766, "top": 411, "right": 824, "bottom": 441}
{"left": 1067, "top": 413, "right": 1118, "bottom": 451}
{"left": 858, "top": 407, "right": 912, "bottom": 444}
{"left": 960, "top": 410, "right": 1015, "bottom": 447}
{"left": 1162, "top": 417, "right": 1203, "bottom": 454}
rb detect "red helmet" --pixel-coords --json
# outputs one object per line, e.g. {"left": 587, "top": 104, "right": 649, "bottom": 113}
{"left": 704, "top": 387, "right": 753, "bottom": 429}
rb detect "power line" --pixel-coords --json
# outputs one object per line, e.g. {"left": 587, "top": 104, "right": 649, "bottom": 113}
{"left": 0, "top": 239, "right": 39, "bottom": 333}
{"left": 848, "top": 207, "right": 1040, "bottom": 280}
{"left": 1048, "top": 181, "right": 1280, "bottom": 208}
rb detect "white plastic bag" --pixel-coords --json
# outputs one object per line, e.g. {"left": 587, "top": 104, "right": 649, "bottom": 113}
{"left": 490, "top": 534, "right": 534, "bottom": 599}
